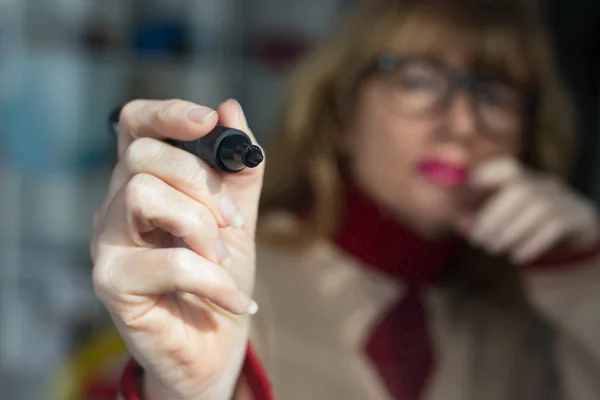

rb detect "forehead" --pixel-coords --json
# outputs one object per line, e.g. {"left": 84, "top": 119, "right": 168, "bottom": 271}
{"left": 375, "top": 7, "right": 533, "bottom": 86}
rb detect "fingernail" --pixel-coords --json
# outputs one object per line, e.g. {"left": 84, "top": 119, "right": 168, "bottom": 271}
{"left": 221, "top": 256, "right": 233, "bottom": 269}
{"left": 247, "top": 300, "right": 259, "bottom": 315}
{"left": 188, "top": 106, "right": 216, "bottom": 124}
{"left": 231, "top": 213, "right": 245, "bottom": 229}
{"left": 220, "top": 195, "right": 245, "bottom": 228}
{"left": 237, "top": 291, "right": 257, "bottom": 314}
{"left": 216, "top": 238, "right": 232, "bottom": 268}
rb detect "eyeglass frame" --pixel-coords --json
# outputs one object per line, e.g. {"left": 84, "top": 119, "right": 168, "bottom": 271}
{"left": 355, "top": 53, "right": 539, "bottom": 145}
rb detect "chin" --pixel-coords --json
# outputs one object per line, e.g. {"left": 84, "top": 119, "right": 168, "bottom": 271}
{"left": 411, "top": 184, "right": 462, "bottom": 228}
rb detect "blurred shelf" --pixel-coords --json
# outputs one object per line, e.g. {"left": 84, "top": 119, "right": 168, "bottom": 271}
{"left": 0, "top": 0, "right": 347, "bottom": 397}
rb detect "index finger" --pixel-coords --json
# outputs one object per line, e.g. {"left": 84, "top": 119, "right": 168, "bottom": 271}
{"left": 116, "top": 99, "right": 219, "bottom": 158}
{"left": 469, "top": 157, "right": 524, "bottom": 190}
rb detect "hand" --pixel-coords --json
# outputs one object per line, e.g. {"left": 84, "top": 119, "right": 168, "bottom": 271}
{"left": 455, "top": 157, "right": 599, "bottom": 265}
{"left": 91, "top": 99, "right": 264, "bottom": 399}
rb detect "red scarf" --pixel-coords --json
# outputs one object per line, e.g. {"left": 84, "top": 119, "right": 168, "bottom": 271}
{"left": 333, "top": 185, "right": 464, "bottom": 399}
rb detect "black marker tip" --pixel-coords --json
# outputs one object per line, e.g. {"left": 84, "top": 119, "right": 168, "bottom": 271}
{"left": 242, "top": 145, "right": 264, "bottom": 168}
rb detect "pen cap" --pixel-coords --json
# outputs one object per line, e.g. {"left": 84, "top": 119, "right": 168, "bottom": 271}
{"left": 167, "top": 125, "right": 263, "bottom": 173}
{"left": 218, "top": 129, "right": 263, "bottom": 172}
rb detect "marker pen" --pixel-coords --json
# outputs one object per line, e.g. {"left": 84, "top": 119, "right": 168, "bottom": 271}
{"left": 167, "top": 126, "right": 263, "bottom": 173}
{"left": 108, "top": 105, "right": 263, "bottom": 173}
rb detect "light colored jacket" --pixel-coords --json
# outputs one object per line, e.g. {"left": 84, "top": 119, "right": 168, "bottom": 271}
{"left": 249, "top": 218, "right": 600, "bottom": 400}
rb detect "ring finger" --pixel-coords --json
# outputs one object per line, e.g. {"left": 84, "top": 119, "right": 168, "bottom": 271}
{"left": 100, "top": 172, "right": 229, "bottom": 266}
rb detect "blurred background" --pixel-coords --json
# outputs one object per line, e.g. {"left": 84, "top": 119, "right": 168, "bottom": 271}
{"left": 0, "top": 0, "right": 598, "bottom": 399}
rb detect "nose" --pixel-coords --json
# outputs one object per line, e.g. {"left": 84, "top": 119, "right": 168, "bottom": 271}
{"left": 445, "top": 92, "right": 478, "bottom": 141}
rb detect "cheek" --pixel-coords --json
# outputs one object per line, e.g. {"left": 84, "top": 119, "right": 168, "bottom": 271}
{"left": 346, "top": 106, "right": 428, "bottom": 202}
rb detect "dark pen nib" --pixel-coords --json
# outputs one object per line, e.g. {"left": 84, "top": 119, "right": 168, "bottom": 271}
{"left": 242, "top": 145, "right": 264, "bottom": 168}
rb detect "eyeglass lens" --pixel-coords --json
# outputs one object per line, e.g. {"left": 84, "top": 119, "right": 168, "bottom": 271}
{"left": 378, "top": 58, "right": 526, "bottom": 137}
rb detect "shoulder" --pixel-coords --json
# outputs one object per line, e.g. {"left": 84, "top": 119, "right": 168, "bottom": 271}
{"left": 250, "top": 214, "right": 409, "bottom": 395}
{"left": 255, "top": 211, "right": 344, "bottom": 272}
{"left": 250, "top": 211, "right": 344, "bottom": 377}
{"left": 251, "top": 212, "right": 410, "bottom": 333}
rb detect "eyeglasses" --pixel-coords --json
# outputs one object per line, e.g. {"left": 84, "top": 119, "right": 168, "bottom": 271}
{"left": 363, "top": 54, "right": 536, "bottom": 141}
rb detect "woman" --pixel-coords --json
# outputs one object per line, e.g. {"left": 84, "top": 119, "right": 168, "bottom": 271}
{"left": 91, "top": 0, "right": 600, "bottom": 399}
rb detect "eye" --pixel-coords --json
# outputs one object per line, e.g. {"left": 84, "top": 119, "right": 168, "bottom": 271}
{"left": 396, "top": 64, "right": 443, "bottom": 92}
{"left": 478, "top": 82, "right": 521, "bottom": 110}
{"left": 402, "top": 74, "right": 434, "bottom": 90}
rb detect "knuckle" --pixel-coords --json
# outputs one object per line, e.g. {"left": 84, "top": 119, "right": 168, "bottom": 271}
{"left": 167, "top": 247, "right": 193, "bottom": 272}
{"left": 124, "top": 137, "right": 163, "bottom": 172}
{"left": 169, "top": 145, "right": 208, "bottom": 185}
{"left": 154, "top": 98, "right": 182, "bottom": 125}
{"left": 167, "top": 247, "right": 231, "bottom": 293}
{"left": 167, "top": 248, "right": 199, "bottom": 285}
{"left": 187, "top": 163, "right": 211, "bottom": 193}
{"left": 92, "top": 257, "right": 116, "bottom": 299}
{"left": 169, "top": 202, "right": 218, "bottom": 243}
{"left": 125, "top": 173, "right": 159, "bottom": 210}
{"left": 216, "top": 274, "right": 238, "bottom": 298}
{"left": 193, "top": 205, "right": 219, "bottom": 236}
{"left": 163, "top": 98, "right": 182, "bottom": 109}
{"left": 120, "top": 99, "right": 143, "bottom": 127}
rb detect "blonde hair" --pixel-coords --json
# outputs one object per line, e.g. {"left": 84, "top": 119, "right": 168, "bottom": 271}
{"left": 258, "top": 0, "right": 575, "bottom": 305}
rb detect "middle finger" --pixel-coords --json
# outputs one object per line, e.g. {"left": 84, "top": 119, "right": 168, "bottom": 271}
{"left": 106, "top": 137, "right": 245, "bottom": 229}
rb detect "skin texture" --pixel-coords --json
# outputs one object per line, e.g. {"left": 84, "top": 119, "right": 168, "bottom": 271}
{"left": 91, "top": 59, "right": 598, "bottom": 400}
{"left": 92, "top": 99, "right": 263, "bottom": 400}
{"left": 346, "top": 56, "right": 598, "bottom": 262}
{"left": 456, "top": 158, "right": 599, "bottom": 263}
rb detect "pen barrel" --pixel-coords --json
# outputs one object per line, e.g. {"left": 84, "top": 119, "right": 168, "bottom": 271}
{"left": 167, "top": 126, "right": 252, "bottom": 173}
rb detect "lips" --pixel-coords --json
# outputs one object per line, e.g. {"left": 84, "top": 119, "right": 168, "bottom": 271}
{"left": 417, "top": 160, "right": 469, "bottom": 187}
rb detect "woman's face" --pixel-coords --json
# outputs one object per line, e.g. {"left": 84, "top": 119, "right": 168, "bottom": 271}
{"left": 345, "top": 54, "right": 526, "bottom": 237}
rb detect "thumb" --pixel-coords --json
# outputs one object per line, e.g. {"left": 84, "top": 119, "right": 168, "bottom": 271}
{"left": 217, "top": 98, "right": 259, "bottom": 145}
{"left": 469, "top": 157, "right": 523, "bottom": 191}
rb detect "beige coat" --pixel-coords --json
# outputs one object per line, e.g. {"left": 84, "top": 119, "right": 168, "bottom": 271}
{"left": 249, "top": 224, "right": 600, "bottom": 400}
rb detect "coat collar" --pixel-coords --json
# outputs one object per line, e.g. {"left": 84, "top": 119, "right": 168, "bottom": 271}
{"left": 333, "top": 184, "right": 464, "bottom": 286}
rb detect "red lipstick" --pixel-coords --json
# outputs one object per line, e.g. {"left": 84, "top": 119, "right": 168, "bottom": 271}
{"left": 417, "top": 160, "right": 468, "bottom": 187}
